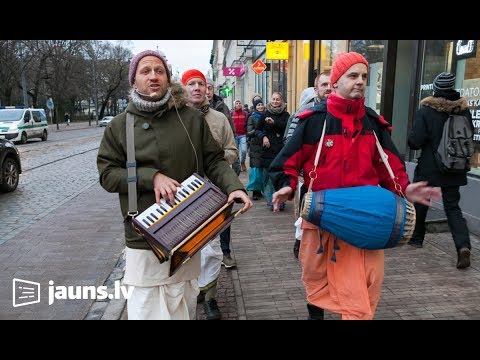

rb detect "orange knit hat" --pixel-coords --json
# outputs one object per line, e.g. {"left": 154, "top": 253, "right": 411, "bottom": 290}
{"left": 181, "top": 69, "right": 206, "bottom": 86}
{"left": 330, "top": 52, "right": 369, "bottom": 86}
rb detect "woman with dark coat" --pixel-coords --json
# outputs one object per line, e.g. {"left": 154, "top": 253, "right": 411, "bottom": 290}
{"left": 246, "top": 99, "right": 266, "bottom": 200}
{"left": 407, "top": 72, "right": 473, "bottom": 269}
{"left": 256, "top": 92, "right": 290, "bottom": 209}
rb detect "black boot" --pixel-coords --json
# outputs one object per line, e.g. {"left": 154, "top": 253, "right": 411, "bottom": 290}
{"left": 307, "top": 303, "right": 324, "bottom": 320}
{"left": 293, "top": 240, "right": 301, "bottom": 259}
{"left": 457, "top": 247, "right": 471, "bottom": 269}
{"left": 203, "top": 298, "right": 221, "bottom": 320}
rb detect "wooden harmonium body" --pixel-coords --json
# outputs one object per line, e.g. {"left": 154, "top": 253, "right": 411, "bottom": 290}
{"left": 132, "top": 173, "right": 234, "bottom": 275}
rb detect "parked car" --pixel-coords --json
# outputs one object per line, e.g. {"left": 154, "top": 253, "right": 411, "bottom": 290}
{"left": 0, "top": 139, "right": 21, "bottom": 192}
{"left": 98, "top": 116, "right": 114, "bottom": 127}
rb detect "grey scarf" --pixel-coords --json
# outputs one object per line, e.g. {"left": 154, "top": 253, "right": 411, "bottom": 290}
{"left": 129, "top": 87, "right": 172, "bottom": 113}
{"left": 266, "top": 102, "right": 286, "bottom": 114}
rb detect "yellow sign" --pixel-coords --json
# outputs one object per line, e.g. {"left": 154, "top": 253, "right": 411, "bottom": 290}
{"left": 266, "top": 42, "right": 289, "bottom": 60}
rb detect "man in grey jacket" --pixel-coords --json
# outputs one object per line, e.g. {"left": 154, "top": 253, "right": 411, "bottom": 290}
{"left": 97, "top": 51, "right": 252, "bottom": 320}
{"left": 182, "top": 69, "right": 241, "bottom": 319}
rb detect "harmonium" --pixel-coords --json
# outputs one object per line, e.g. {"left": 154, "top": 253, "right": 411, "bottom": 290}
{"left": 132, "top": 173, "right": 236, "bottom": 275}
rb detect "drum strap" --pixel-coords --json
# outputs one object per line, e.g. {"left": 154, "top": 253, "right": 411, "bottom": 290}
{"left": 307, "top": 120, "right": 327, "bottom": 193}
{"left": 372, "top": 131, "right": 405, "bottom": 198}
{"left": 308, "top": 120, "right": 406, "bottom": 199}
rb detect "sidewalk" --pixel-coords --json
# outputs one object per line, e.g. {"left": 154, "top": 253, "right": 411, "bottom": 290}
{"left": 48, "top": 120, "right": 97, "bottom": 132}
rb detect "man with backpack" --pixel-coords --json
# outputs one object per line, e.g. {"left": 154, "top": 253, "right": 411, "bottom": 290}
{"left": 408, "top": 72, "right": 474, "bottom": 269}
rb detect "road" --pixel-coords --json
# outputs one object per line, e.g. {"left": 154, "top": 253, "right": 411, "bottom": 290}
{"left": 0, "top": 125, "right": 103, "bottom": 244}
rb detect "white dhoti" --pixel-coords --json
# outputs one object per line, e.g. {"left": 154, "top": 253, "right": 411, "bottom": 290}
{"left": 127, "top": 280, "right": 199, "bottom": 320}
{"left": 123, "top": 247, "right": 201, "bottom": 320}
{"left": 198, "top": 236, "right": 223, "bottom": 290}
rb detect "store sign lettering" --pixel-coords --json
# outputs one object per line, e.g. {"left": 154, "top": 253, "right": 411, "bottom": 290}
{"left": 455, "top": 40, "right": 477, "bottom": 59}
{"left": 460, "top": 87, "right": 480, "bottom": 97}
{"left": 471, "top": 110, "right": 480, "bottom": 120}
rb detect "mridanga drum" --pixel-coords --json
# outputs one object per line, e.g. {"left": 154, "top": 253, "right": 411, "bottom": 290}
{"left": 300, "top": 185, "right": 416, "bottom": 250}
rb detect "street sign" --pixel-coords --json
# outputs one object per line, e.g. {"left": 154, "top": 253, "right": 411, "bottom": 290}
{"left": 252, "top": 59, "right": 267, "bottom": 75}
{"left": 266, "top": 42, "right": 289, "bottom": 60}
{"left": 223, "top": 66, "right": 245, "bottom": 77}
{"left": 46, "top": 98, "right": 54, "bottom": 110}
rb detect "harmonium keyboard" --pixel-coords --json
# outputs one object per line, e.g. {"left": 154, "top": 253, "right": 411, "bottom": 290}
{"left": 132, "top": 173, "right": 236, "bottom": 275}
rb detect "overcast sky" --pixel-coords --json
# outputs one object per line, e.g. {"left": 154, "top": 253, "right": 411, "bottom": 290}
{"left": 110, "top": 40, "right": 213, "bottom": 79}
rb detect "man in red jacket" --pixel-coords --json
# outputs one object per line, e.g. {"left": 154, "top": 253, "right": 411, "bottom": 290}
{"left": 269, "top": 52, "right": 441, "bottom": 320}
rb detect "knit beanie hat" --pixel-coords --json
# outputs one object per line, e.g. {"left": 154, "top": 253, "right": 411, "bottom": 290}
{"left": 181, "top": 69, "right": 206, "bottom": 86}
{"left": 129, "top": 50, "right": 170, "bottom": 86}
{"left": 330, "top": 52, "right": 369, "bottom": 86}
{"left": 253, "top": 99, "right": 264, "bottom": 109}
{"left": 433, "top": 72, "right": 456, "bottom": 92}
{"left": 252, "top": 93, "right": 262, "bottom": 104}
{"left": 205, "top": 77, "right": 214, "bottom": 87}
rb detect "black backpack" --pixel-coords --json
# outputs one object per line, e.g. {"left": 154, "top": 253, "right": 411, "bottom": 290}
{"left": 434, "top": 113, "right": 474, "bottom": 173}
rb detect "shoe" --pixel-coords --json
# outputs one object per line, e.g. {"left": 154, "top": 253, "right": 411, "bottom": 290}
{"left": 203, "top": 298, "right": 221, "bottom": 320}
{"left": 280, "top": 203, "right": 286, "bottom": 211}
{"left": 197, "top": 291, "right": 205, "bottom": 304}
{"left": 408, "top": 239, "right": 423, "bottom": 248}
{"left": 306, "top": 303, "right": 324, "bottom": 320}
{"left": 222, "top": 254, "right": 237, "bottom": 268}
{"left": 293, "top": 239, "right": 300, "bottom": 259}
{"left": 252, "top": 190, "right": 262, "bottom": 201}
{"left": 457, "top": 247, "right": 471, "bottom": 269}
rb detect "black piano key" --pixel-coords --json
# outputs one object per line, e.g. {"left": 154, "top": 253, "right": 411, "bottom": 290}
{"left": 191, "top": 181, "right": 199, "bottom": 189}
{"left": 159, "top": 205, "right": 168, "bottom": 213}
{"left": 181, "top": 187, "right": 191, "bottom": 194}
{"left": 164, "top": 201, "right": 173, "bottom": 208}
{"left": 142, "top": 219, "right": 150, "bottom": 226}
{"left": 194, "top": 179, "right": 203, "bottom": 186}
{"left": 146, "top": 215, "right": 154, "bottom": 223}
{"left": 187, "top": 184, "right": 195, "bottom": 191}
{"left": 150, "top": 213, "right": 158, "bottom": 220}
{"left": 156, "top": 208, "right": 164, "bottom": 215}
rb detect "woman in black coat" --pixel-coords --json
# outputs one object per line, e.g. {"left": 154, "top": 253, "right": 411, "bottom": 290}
{"left": 407, "top": 72, "right": 473, "bottom": 268}
{"left": 256, "top": 92, "right": 290, "bottom": 209}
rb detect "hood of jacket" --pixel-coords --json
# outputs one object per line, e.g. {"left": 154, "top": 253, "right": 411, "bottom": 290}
{"left": 299, "top": 87, "right": 317, "bottom": 108}
{"left": 420, "top": 95, "right": 469, "bottom": 114}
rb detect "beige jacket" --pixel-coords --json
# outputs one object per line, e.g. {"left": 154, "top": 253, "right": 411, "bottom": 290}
{"left": 199, "top": 99, "right": 238, "bottom": 165}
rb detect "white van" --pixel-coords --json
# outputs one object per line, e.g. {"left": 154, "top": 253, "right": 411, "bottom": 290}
{"left": 0, "top": 106, "right": 48, "bottom": 144}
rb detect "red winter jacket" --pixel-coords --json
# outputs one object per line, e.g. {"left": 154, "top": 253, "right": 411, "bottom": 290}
{"left": 269, "top": 94, "right": 410, "bottom": 197}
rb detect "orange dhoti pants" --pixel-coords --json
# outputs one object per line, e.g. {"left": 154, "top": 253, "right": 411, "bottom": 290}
{"left": 299, "top": 220, "right": 384, "bottom": 320}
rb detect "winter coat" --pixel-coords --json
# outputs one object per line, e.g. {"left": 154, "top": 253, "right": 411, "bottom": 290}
{"left": 269, "top": 95, "right": 410, "bottom": 196}
{"left": 408, "top": 95, "right": 473, "bottom": 187}
{"left": 200, "top": 99, "right": 238, "bottom": 165}
{"left": 256, "top": 104, "right": 290, "bottom": 168}
{"left": 246, "top": 112, "right": 264, "bottom": 168}
{"left": 97, "top": 82, "right": 244, "bottom": 250}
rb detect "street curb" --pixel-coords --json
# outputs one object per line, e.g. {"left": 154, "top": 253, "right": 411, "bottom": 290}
{"left": 85, "top": 248, "right": 126, "bottom": 320}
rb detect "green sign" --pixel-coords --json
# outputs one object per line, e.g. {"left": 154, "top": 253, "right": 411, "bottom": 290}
{"left": 221, "top": 86, "right": 232, "bottom": 97}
